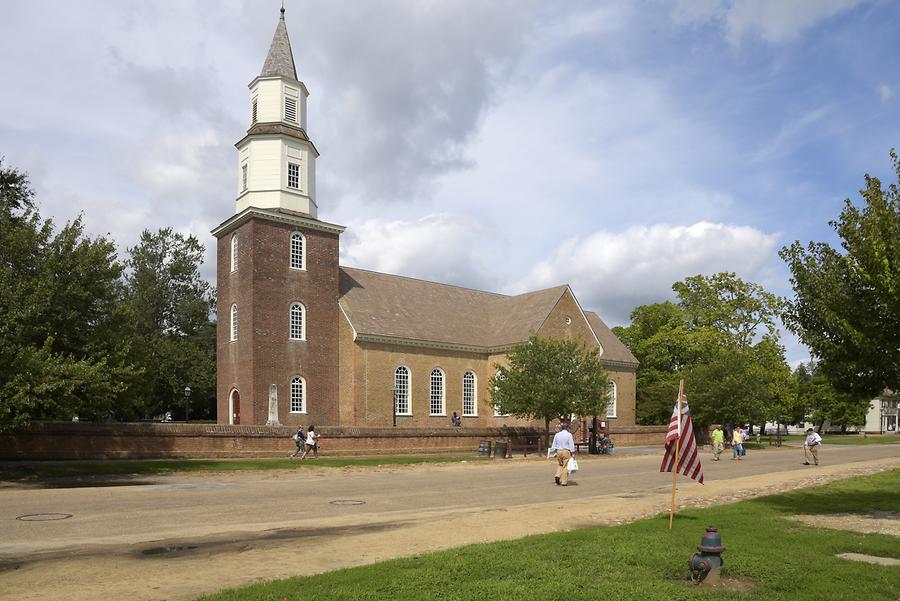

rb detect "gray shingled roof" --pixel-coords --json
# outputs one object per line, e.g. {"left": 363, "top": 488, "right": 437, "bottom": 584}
{"left": 584, "top": 311, "right": 639, "bottom": 367}
{"left": 338, "top": 267, "right": 632, "bottom": 362}
{"left": 260, "top": 9, "right": 298, "bottom": 80}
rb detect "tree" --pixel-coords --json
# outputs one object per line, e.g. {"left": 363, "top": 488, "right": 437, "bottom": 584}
{"left": 0, "top": 160, "right": 135, "bottom": 429}
{"left": 781, "top": 150, "right": 900, "bottom": 397}
{"left": 613, "top": 302, "right": 694, "bottom": 425}
{"left": 795, "top": 361, "right": 871, "bottom": 433}
{"left": 489, "top": 334, "right": 612, "bottom": 443}
{"left": 615, "top": 273, "right": 793, "bottom": 430}
{"left": 119, "top": 228, "right": 216, "bottom": 420}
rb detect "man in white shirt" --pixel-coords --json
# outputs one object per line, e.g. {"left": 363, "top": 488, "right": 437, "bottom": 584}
{"left": 551, "top": 423, "right": 576, "bottom": 486}
{"left": 803, "top": 428, "right": 822, "bottom": 466}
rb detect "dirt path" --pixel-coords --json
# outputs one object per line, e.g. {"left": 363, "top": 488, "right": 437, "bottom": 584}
{"left": 1, "top": 448, "right": 897, "bottom": 601}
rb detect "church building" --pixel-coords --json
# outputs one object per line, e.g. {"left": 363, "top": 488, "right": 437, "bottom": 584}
{"left": 212, "top": 9, "right": 639, "bottom": 430}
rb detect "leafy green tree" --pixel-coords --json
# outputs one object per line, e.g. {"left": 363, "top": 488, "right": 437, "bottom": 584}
{"left": 613, "top": 302, "right": 694, "bottom": 424}
{"left": 795, "top": 361, "right": 871, "bottom": 432}
{"left": 0, "top": 160, "right": 135, "bottom": 429}
{"left": 781, "top": 150, "right": 900, "bottom": 397}
{"left": 489, "top": 334, "right": 611, "bottom": 443}
{"left": 119, "top": 228, "right": 216, "bottom": 420}
{"left": 615, "top": 273, "right": 793, "bottom": 430}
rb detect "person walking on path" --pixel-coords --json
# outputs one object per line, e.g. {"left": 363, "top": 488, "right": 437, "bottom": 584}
{"left": 731, "top": 427, "right": 744, "bottom": 461}
{"left": 551, "top": 423, "right": 576, "bottom": 486}
{"left": 300, "top": 425, "right": 319, "bottom": 460}
{"left": 289, "top": 426, "right": 305, "bottom": 458}
{"left": 711, "top": 425, "right": 725, "bottom": 461}
{"left": 803, "top": 428, "right": 822, "bottom": 465}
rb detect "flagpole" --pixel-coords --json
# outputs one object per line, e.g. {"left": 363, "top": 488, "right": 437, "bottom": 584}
{"left": 668, "top": 379, "right": 684, "bottom": 530}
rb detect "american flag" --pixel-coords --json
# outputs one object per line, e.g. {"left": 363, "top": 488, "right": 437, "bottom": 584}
{"left": 659, "top": 392, "right": 704, "bottom": 484}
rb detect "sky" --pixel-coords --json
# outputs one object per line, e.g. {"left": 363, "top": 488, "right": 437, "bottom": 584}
{"left": 2, "top": 0, "right": 899, "bottom": 365}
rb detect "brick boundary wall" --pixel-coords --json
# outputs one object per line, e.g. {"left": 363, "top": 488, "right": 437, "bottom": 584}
{"left": 0, "top": 422, "right": 668, "bottom": 460}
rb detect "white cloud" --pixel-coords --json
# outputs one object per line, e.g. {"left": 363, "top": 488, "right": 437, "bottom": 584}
{"left": 880, "top": 84, "right": 894, "bottom": 103}
{"left": 340, "top": 214, "right": 500, "bottom": 291}
{"left": 674, "top": 0, "right": 866, "bottom": 45}
{"left": 517, "top": 222, "right": 780, "bottom": 325}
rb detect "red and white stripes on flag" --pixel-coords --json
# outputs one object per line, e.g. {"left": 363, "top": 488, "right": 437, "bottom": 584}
{"left": 659, "top": 397, "right": 704, "bottom": 484}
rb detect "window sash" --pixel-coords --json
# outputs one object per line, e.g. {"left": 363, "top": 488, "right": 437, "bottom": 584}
{"left": 290, "top": 233, "right": 304, "bottom": 269}
{"left": 241, "top": 164, "right": 248, "bottom": 192}
{"left": 230, "top": 235, "right": 238, "bottom": 272}
{"left": 430, "top": 369, "right": 445, "bottom": 415}
{"left": 290, "top": 377, "right": 304, "bottom": 413}
{"left": 606, "top": 383, "right": 617, "bottom": 418}
{"left": 289, "top": 303, "right": 304, "bottom": 340}
{"left": 462, "top": 372, "right": 477, "bottom": 416}
{"left": 230, "top": 305, "right": 238, "bottom": 341}
{"left": 394, "top": 367, "right": 410, "bottom": 415}
{"left": 287, "top": 162, "right": 300, "bottom": 189}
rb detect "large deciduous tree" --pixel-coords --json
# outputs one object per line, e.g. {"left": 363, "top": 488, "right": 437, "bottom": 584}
{"left": 780, "top": 150, "right": 900, "bottom": 397}
{"left": 120, "top": 229, "right": 216, "bottom": 420}
{"left": 615, "top": 273, "right": 794, "bottom": 430}
{"left": 489, "top": 334, "right": 611, "bottom": 442}
{"left": 0, "top": 159, "right": 135, "bottom": 430}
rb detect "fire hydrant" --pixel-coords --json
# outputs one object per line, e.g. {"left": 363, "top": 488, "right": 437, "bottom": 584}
{"left": 688, "top": 526, "right": 726, "bottom": 585}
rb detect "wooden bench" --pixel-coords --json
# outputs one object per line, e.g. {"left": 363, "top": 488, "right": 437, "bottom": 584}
{"left": 507, "top": 436, "right": 542, "bottom": 457}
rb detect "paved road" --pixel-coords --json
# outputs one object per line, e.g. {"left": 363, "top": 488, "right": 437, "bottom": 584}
{"left": 2, "top": 444, "right": 897, "bottom": 557}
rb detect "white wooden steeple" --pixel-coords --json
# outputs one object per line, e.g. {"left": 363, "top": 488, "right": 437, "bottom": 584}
{"left": 235, "top": 6, "right": 318, "bottom": 218}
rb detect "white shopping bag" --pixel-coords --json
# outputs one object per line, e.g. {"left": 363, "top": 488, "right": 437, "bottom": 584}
{"left": 567, "top": 456, "right": 579, "bottom": 473}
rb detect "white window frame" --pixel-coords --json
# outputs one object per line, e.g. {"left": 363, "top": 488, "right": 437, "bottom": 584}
{"left": 493, "top": 370, "right": 509, "bottom": 416}
{"left": 287, "top": 162, "right": 300, "bottom": 190}
{"left": 606, "top": 381, "right": 617, "bottom": 418}
{"left": 230, "top": 234, "right": 238, "bottom": 272}
{"left": 230, "top": 304, "right": 238, "bottom": 342}
{"left": 289, "top": 302, "right": 305, "bottom": 341}
{"left": 394, "top": 366, "right": 411, "bottom": 416}
{"left": 462, "top": 371, "right": 477, "bottom": 417}
{"left": 290, "top": 232, "right": 306, "bottom": 270}
{"left": 241, "top": 164, "right": 248, "bottom": 192}
{"left": 290, "top": 376, "right": 306, "bottom": 413}
{"left": 430, "top": 368, "right": 446, "bottom": 416}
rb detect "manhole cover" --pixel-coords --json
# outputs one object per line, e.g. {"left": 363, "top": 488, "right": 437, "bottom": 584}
{"left": 16, "top": 513, "right": 72, "bottom": 522}
{"left": 329, "top": 499, "right": 365, "bottom": 506}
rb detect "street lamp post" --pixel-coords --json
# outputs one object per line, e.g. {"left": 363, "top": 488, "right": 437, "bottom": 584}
{"left": 184, "top": 386, "right": 192, "bottom": 423}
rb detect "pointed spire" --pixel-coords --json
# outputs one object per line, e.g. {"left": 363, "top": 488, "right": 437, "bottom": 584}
{"left": 260, "top": 5, "right": 298, "bottom": 80}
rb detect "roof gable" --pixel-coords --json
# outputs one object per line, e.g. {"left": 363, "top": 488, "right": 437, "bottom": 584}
{"left": 339, "top": 267, "right": 568, "bottom": 351}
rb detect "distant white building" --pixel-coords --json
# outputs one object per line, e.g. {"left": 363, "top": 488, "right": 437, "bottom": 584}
{"left": 863, "top": 391, "right": 898, "bottom": 434}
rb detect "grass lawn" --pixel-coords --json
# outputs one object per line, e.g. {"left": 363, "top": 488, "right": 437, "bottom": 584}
{"left": 198, "top": 469, "right": 900, "bottom": 601}
{"left": 0, "top": 456, "right": 487, "bottom": 481}
{"left": 747, "top": 434, "right": 900, "bottom": 447}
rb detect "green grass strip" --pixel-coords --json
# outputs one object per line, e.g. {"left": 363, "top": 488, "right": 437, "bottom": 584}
{"left": 0, "top": 456, "right": 488, "bottom": 480}
{"left": 198, "top": 469, "right": 900, "bottom": 601}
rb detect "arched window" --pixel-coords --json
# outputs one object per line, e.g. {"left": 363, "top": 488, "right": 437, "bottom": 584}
{"left": 289, "top": 302, "right": 305, "bottom": 340}
{"left": 394, "top": 366, "right": 410, "bottom": 415}
{"left": 430, "top": 368, "right": 445, "bottom": 416}
{"left": 493, "top": 370, "right": 508, "bottom": 416}
{"left": 230, "top": 234, "right": 238, "bottom": 272}
{"left": 462, "top": 371, "right": 477, "bottom": 416}
{"left": 290, "top": 376, "right": 305, "bottom": 413}
{"left": 606, "top": 381, "right": 617, "bottom": 418}
{"left": 290, "top": 232, "right": 305, "bottom": 270}
{"left": 230, "top": 304, "right": 238, "bottom": 341}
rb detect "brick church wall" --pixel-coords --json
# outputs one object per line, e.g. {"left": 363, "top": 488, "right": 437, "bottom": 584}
{"left": 216, "top": 216, "right": 341, "bottom": 428}
{"left": 0, "top": 422, "right": 664, "bottom": 460}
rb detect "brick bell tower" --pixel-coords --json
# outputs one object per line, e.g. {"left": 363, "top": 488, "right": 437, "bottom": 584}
{"left": 212, "top": 7, "right": 345, "bottom": 426}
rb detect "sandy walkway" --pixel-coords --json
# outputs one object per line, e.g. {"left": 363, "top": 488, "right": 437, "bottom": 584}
{"left": 1, "top": 450, "right": 897, "bottom": 601}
